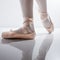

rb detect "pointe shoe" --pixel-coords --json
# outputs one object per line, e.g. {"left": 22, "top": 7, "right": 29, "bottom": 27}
{"left": 2, "top": 18, "right": 36, "bottom": 39}
{"left": 40, "top": 13, "right": 54, "bottom": 33}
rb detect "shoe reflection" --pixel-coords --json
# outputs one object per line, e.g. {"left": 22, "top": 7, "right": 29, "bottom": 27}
{"left": 1, "top": 38, "right": 35, "bottom": 60}
{"left": 1, "top": 33, "right": 53, "bottom": 60}
{"left": 35, "top": 34, "right": 53, "bottom": 60}
{"left": 10, "top": 40, "right": 35, "bottom": 60}
{"left": 1, "top": 38, "right": 34, "bottom": 44}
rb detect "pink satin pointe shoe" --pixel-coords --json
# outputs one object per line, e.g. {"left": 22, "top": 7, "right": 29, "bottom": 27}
{"left": 2, "top": 17, "right": 36, "bottom": 39}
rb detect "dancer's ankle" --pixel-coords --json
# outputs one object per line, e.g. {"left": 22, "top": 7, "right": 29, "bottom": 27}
{"left": 40, "top": 12, "right": 48, "bottom": 20}
{"left": 23, "top": 17, "right": 35, "bottom": 32}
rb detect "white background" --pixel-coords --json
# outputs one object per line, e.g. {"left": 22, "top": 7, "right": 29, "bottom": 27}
{"left": 0, "top": 0, "right": 60, "bottom": 28}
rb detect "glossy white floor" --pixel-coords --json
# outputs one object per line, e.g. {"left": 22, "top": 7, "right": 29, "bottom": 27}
{"left": 0, "top": 28, "right": 60, "bottom": 60}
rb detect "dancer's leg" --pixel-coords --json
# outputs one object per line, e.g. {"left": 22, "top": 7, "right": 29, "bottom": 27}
{"left": 36, "top": 0, "right": 47, "bottom": 19}
{"left": 36, "top": 0, "right": 54, "bottom": 33}
{"left": 20, "top": 0, "right": 33, "bottom": 18}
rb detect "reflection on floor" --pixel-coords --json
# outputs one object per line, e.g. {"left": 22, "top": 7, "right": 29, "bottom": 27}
{"left": 0, "top": 28, "right": 60, "bottom": 60}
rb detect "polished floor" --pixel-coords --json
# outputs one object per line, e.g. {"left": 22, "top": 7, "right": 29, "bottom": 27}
{"left": 0, "top": 28, "right": 60, "bottom": 60}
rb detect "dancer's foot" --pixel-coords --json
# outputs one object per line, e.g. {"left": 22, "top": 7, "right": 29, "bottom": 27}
{"left": 40, "top": 13, "right": 54, "bottom": 33}
{"left": 2, "top": 17, "right": 36, "bottom": 39}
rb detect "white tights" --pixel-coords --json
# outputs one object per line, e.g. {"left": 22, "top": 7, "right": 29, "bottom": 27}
{"left": 20, "top": 0, "right": 47, "bottom": 19}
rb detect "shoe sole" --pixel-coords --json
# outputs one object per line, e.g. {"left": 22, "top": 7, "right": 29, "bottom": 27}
{"left": 2, "top": 33, "right": 36, "bottom": 40}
